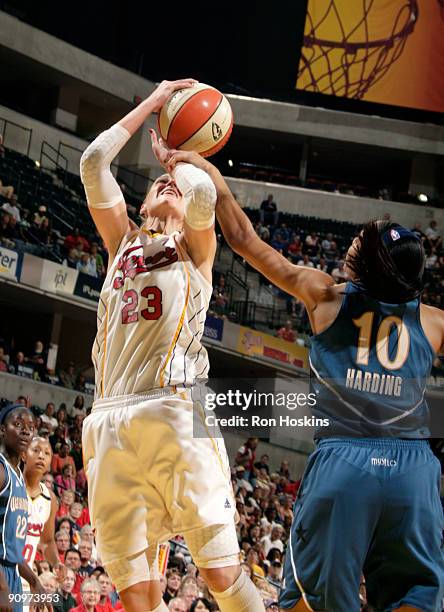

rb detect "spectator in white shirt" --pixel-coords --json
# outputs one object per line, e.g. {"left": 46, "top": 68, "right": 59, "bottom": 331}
{"left": 332, "top": 260, "right": 349, "bottom": 283}
{"left": 2, "top": 195, "right": 21, "bottom": 222}
{"left": 77, "top": 253, "right": 97, "bottom": 277}
{"left": 297, "top": 254, "right": 314, "bottom": 268}
{"left": 40, "top": 402, "right": 59, "bottom": 433}
{"left": 316, "top": 257, "right": 328, "bottom": 273}
{"left": 425, "top": 221, "right": 441, "bottom": 250}
{"left": 68, "top": 395, "right": 85, "bottom": 419}
{"left": 260, "top": 525, "right": 285, "bottom": 556}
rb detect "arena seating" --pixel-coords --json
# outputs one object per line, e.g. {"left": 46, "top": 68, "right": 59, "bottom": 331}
{"left": 0, "top": 146, "right": 442, "bottom": 341}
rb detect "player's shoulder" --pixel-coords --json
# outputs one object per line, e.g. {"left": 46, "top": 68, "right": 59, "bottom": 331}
{"left": 109, "top": 225, "right": 141, "bottom": 262}
{"left": 421, "top": 301, "right": 443, "bottom": 315}
{"left": 420, "top": 302, "right": 444, "bottom": 354}
{"left": 40, "top": 481, "right": 52, "bottom": 502}
{"left": 0, "top": 458, "right": 7, "bottom": 492}
{"left": 420, "top": 302, "right": 444, "bottom": 329}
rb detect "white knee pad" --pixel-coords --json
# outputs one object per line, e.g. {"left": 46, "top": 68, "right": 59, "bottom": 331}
{"left": 210, "top": 570, "right": 266, "bottom": 612}
{"left": 184, "top": 523, "right": 240, "bottom": 569}
{"left": 106, "top": 546, "right": 160, "bottom": 593}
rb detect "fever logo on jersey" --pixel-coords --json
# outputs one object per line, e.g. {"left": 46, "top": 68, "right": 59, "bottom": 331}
{"left": 113, "top": 245, "right": 179, "bottom": 289}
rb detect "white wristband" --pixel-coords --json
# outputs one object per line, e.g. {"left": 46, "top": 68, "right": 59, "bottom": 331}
{"left": 174, "top": 163, "right": 216, "bottom": 231}
{"left": 80, "top": 124, "right": 130, "bottom": 209}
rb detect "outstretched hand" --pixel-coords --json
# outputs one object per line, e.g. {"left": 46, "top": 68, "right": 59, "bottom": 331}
{"left": 166, "top": 149, "right": 212, "bottom": 174}
{"left": 148, "top": 78, "right": 197, "bottom": 112}
{"left": 149, "top": 129, "right": 172, "bottom": 169}
{"left": 149, "top": 129, "right": 213, "bottom": 176}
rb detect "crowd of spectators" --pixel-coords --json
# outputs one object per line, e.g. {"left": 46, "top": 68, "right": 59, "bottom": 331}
{"left": 0, "top": 192, "right": 108, "bottom": 280}
{"left": 250, "top": 196, "right": 443, "bottom": 312}
{"left": 1, "top": 150, "right": 442, "bottom": 322}
{"left": 0, "top": 338, "right": 91, "bottom": 393}
{"left": 0, "top": 389, "right": 296, "bottom": 610}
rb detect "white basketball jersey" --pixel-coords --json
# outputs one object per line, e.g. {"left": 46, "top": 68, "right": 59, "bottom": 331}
{"left": 23, "top": 482, "right": 51, "bottom": 568}
{"left": 92, "top": 230, "right": 212, "bottom": 398}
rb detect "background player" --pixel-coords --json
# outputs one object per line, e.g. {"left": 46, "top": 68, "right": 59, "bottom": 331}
{"left": 22, "top": 437, "right": 66, "bottom": 586}
{"left": 160, "top": 147, "right": 444, "bottom": 612}
{"left": 80, "top": 79, "right": 265, "bottom": 612}
{"left": 0, "top": 405, "right": 45, "bottom": 611}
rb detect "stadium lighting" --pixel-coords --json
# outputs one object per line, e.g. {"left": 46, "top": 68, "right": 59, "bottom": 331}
{"left": 418, "top": 193, "right": 428, "bottom": 202}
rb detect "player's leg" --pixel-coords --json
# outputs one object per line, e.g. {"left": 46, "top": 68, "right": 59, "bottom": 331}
{"left": 82, "top": 404, "right": 163, "bottom": 611}
{"left": 279, "top": 440, "right": 382, "bottom": 612}
{"left": 151, "top": 392, "right": 266, "bottom": 611}
{"left": 183, "top": 523, "right": 266, "bottom": 611}
{"left": 106, "top": 548, "right": 166, "bottom": 612}
{"left": 364, "top": 441, "right": 444, "bottom": 612}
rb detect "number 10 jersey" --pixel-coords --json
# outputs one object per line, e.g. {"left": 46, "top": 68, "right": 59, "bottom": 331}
{"left": 92, "top": 229, "right": 212, "bottom": 399}
{"left": 309, "top": 281, "right": 435, "bottom": 438}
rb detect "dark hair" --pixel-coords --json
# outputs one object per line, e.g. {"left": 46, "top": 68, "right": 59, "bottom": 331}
{"left": 346, "top": 221, "right": 425, "bottom": 303}
{"left": 64, "top": 547, "right": 80, "bottom": 560}
{"left": 74, "top": 395, "right": 84, "bottom": 409}
{"left": 56, "top": 517, "right": 76, "bottom": 541}
{"left": 190, "top": 598, "right": 213, "bottom": 612}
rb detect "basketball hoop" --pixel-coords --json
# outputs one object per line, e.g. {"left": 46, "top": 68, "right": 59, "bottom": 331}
{"left": 297, "top": 0, "right": 418, "bottom": 99}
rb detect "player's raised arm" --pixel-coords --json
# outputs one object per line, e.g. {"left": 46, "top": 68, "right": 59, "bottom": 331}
{"left": 80, "top": 79, "right": 197, "bottom": 259}
{"left": 150, "top": 132, "right": 217, "bottom": 282}
{"left": 167, "top": 151, "right": 334, "bottom": 310}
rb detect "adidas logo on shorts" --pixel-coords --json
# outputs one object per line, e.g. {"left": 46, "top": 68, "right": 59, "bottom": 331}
{"left": 224, "top": 498, "right": 231, "bottom": 509}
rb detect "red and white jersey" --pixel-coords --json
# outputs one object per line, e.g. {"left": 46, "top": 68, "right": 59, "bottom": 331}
{"left": 92, "top": 230, "right": 212, "bottom": 398}
{"left": 23, "top": 482, "right": 51, "bottom": 568}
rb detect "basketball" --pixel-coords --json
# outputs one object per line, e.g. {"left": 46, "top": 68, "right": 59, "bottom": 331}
{"left": 157, "top": 83, "right": 233, "bottom": 157}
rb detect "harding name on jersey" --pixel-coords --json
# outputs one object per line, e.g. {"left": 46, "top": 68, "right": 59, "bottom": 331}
{"left": 346, "top": 368, "right": 402, "bottom": 397}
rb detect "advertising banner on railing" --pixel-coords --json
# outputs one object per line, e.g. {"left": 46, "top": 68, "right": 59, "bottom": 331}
{"left": 0, "top": 246, "right": 21, "bottom": 281}
{"left": 203, "top": 316, "right": 224, "bottom": 343}
{"left": 20, "top": 254, "right": 78, "bottom": 295}
{"left": 237, "top": 326, "right": 309, "bottom": 370}
{"left": 74, "top": 272, "right": 102, "bottom": 302}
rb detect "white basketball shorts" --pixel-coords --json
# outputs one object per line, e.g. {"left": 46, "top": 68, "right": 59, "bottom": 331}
{"left": 82, "top": 388, "right": 237, "bottom": 566}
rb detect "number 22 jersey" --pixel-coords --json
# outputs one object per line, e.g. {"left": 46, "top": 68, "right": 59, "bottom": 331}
{"left": 0, "top": 454, "right": 28, "bottom": 565}
{"left": 92, "top": 229, "right": 212, "bottom": 399}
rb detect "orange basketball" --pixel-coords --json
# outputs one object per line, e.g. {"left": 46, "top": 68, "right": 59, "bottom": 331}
{"left": 158, "top": 83, "right": 233, "bottom": 157}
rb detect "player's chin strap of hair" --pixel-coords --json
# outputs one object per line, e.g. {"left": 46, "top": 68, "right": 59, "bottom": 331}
{"left": 0, "top": 403, "right": 26, "bottom": 424}
{"left": 80, "top": 123, "right": 131, "bottom": 209}
{"left": 381, "top": 225, "right": 421, "bottom": 247}
{"left": 173, "top": 163, "right": 216, "bottom": 231}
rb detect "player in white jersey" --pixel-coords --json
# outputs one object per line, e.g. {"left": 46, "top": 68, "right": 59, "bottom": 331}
{"left": 80, "top": 79, "right": 265, "bottom": 612}
{"left": 22, "top": 438, "right": 66, "bottom": 585}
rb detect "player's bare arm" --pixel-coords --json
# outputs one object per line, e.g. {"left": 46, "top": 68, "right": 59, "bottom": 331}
{"left": 80, "top": 78, "right": 197, "bottom": 259}
{"left": 39, "top": 491, "right": 66, "bottom": 583}
{"left": 150, "top": 131, "right": 217, "bottom": 283}
{"left": 17, "top": 564, "right": 45, "bottom": 606}
{"left": 167, "top": 150, "right": 337, "bottom": 326}
{"left": 420, "top": 303, "right": 444, "bottom": 355}
{"left": 0, "top": 568, "right": 12, "bottom": 612}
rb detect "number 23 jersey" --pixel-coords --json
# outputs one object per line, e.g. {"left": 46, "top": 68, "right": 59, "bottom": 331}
{"left": 92, "top": 230, "right": 212, "bottom": 398}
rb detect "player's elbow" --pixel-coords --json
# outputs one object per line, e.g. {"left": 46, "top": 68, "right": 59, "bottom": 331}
{"left": 224, "top": 226, "right": 255, "bottom": 255}
{"left": 80, "top": 143, "right": 104, "bottom": 185}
